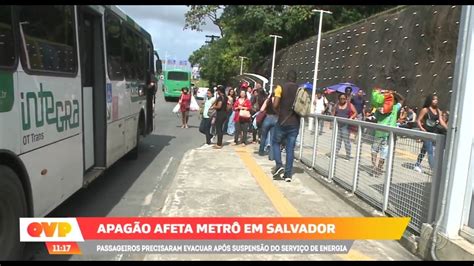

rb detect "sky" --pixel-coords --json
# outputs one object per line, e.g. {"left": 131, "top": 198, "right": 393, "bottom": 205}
{"left": 119, "top": 5, "right": 221, "bottom": 69}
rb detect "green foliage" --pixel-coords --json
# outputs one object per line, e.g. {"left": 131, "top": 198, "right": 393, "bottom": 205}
{"left": 186, "top": 5, "right": 396, "bottom": 84}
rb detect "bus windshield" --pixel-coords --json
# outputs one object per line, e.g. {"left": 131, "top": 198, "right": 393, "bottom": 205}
{"left": 168, "top": 71, "right": 188, "bottom": 81}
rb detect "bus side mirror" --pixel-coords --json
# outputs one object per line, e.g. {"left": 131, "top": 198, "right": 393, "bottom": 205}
{"left": 155, "top": 59, "right": 162, "bottom": 74}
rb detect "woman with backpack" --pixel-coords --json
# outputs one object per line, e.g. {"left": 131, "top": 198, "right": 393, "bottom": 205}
{"left": 413, "top": 94, "right": 448, "bottom": 173}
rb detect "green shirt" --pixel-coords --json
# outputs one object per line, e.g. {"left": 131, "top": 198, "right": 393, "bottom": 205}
{"left": 374, "top": 103, "right": 401, "bottom": 139}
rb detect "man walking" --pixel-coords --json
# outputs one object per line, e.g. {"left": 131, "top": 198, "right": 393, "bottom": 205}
{"left": 271, "top": 70, "right": 300, "bottom": 182}
{"left": 371, "top": 89, "right": 404, "bottom": 176}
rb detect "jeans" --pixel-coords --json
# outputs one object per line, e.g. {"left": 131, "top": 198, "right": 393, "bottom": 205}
{"left": 203, "top": 118, "right": 213, "bottom": 144}
{"left": 235, "top": 120, "right": 250, "bottom": 144}
{"left": 259, "top": 115, "right": 277, "bottom": 155}
{"left": 415, "top": 140, "right": 434, "bottom": 169}
{"left": 272, "top": 123, "right": 300, "bottom": 177}
{"left": 336, "top": 124, "right": 351, "bottom": 157}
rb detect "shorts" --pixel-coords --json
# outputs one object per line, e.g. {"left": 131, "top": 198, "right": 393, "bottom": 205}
{"left": 371, "top": 137, "right": 389, "bottom": 160}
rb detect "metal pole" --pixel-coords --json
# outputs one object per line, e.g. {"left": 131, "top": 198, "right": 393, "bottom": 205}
{"left": 269, "top": 35, "right": 282, "bottom": 92}
{"left": 383, "top": 131, "right": 396, "bottom": 213}
{"left": 239, "top": 56, "right": 248, "bottom": 75}
{"left": 352, "top": 125, "right": 363, "bottom": 193}
{"left": 311, "top": 115, "right": 319, "bottom": 169}
{"left": 299, "top": 117, "right": 305, "bottom": 160}
{"left": 329, "top": 117, "right": 339, "bottom": 181}
{"left": 428, "top": 134, "right": 446, "bottom": 223}
{"left": 309, "top": 9, "right": 332, "bottom": 131}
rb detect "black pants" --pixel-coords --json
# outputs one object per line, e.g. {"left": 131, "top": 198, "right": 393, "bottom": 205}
{"left": 215, "top": 114, "right": 227, "bottom": 146}
{"left": 203, "top": 118, "right": 213, "bottom": 144}
{"left": 235, "top": 121, "right": 249, "bottom": 145}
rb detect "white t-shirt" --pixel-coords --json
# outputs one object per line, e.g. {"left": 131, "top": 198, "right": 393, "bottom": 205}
{"left": 314, "top": 96, "right": 328, "bottom": 114}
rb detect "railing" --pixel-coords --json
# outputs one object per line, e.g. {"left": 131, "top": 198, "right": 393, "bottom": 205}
{"left": 296, "top": 114, "right": 446, "bottom": 234}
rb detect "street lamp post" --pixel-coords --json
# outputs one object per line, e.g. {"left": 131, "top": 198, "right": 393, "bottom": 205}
{"left": 269, "top": 34, "right": 282, "bottom": 93}
{"left": 239, "top": 56, "right": 248, "bottom": 75}
{"left": 309, "top": 9, "right": 332, "bottom": 131}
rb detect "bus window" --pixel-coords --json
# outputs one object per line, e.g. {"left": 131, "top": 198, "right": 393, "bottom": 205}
{"left": 0, "top": 6, "right": 15, "bottom": 68}
{"left": 122, "top": 26, "right": 137, "bottom": 80}
{"left": 105, "top": 11, "right": 123, "bottom": 80}
{"left": 168, "top": 71, "right": 188, "bottom": 81}
{"left": 17, "top": 5, "right": 76, "bottom": 74}
{"left": 135, "top": 34, "right": 145, "bottom": 82}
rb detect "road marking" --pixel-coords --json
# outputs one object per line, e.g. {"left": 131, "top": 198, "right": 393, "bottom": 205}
{"left": 161, "top": 157, "right": 174, "bottom": 179}
{"left": 140, "top": 157, "right": 174, "bottom": 212}
{"left": 235, "top": 146, "right": 373, "bottom": 261}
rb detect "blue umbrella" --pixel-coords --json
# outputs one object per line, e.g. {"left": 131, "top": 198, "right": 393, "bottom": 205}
{"left": 326, "top": 82, "right": 360, "bottom": 94}
{"left": 300, "top": 82, "right": 313, "bottom": 91}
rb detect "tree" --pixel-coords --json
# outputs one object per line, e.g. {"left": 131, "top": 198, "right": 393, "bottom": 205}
{"left": 184, "top": 5, "right": 225, "bottom": 37}
{"left": 187, "top": 5, "right": 396, "bottom": 84}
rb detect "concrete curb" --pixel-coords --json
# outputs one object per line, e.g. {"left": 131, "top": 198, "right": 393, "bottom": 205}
{"left": 295, "top": 160, "right": 422, "bottom": 260}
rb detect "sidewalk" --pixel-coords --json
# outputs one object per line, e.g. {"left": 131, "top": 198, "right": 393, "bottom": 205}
{"left": 144, "top": 137, "right": 419, "bottom": 261}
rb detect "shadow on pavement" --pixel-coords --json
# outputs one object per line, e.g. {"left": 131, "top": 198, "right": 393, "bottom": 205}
{"left": 25, "top": 134, "right": 175, "bottom": 261}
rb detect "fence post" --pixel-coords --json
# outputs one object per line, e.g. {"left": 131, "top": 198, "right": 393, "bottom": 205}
{"left": 299, "top": 117, "right": 305, "bottom": 160}
{"left": 383, "top": 131, "right": 395, "bottom": 213}
{"left": 311, "top": 116, "right": 319, "bottom": 169}
{"left": 352, "top": 125, "right": 362, "bottom": 193}
{"left": 329, "top": 117, "right": 338, "bottom": 181}
{"left": 428, "top": 134, "right": 446, "bottom": 223}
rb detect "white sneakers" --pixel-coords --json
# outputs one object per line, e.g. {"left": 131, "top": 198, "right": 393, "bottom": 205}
{"left": 414, "top": 165, "right": 422, "bottom": 173}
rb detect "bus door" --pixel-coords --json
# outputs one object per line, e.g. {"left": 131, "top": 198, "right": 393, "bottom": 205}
{"left": 78, "top": 7, "right": 106, "bottom": 171}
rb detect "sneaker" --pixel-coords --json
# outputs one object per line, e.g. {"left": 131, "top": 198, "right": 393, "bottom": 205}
{"left": 414, "top": 166, "right": 422, "bottom": 173}
{"left": 284, "top": 175, "right": 292, "bottom": 182}
{"left": 272, "top": 167, "right": 284, "bottom": 179}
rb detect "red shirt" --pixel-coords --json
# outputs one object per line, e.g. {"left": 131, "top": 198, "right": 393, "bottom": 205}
{"left": 179, "top": 93, "right": 191, "bottom": 112}
{"left": 233, "top": 98, "right": 252, "bottom": 122}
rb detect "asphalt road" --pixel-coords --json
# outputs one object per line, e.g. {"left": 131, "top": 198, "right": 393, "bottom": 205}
{"left": 25, "top": 90, "right": 205, "bottom": 261}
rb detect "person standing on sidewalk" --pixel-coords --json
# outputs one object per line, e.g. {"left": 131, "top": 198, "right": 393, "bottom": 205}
{"left": 232, "top": 90, "right": 252, "bottom": 146}
{"left": 413, "top": 94, "right": 448, "bottom": 173}
{"left": 178, "top": 87, "right": 191, "bottom": 128}
{"left": 331, "top": 93, "right": 357, "bottom": 160}
{"left": 200, "top": 89, "right": 216, "bottom": 145}
{"left": 313, "top": 88, "right": 328, "bottom": 135}
{"left": 271, "top": 70, "right": 300, "bottom": 182}
{"left": 258, "top": 93, "right": 277, "bottom": 158}
{"left": 224, "top": 87, "right": 236, "bottom": 135}
{"left": 213, "top": 85, "right": 228, "bottom": 149}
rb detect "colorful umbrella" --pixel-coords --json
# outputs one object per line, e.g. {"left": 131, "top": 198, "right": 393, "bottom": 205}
{"left": 326, "top": 82, "right": 360, "bottom": 94}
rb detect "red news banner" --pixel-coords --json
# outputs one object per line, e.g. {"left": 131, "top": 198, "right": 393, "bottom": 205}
{"left": 20, "top": 217, "right": 410, "bottom": 255}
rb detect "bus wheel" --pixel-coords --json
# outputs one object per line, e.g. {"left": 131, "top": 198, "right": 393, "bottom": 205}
{"left": 0, "top": 165, "right": 27, "bottom": 260}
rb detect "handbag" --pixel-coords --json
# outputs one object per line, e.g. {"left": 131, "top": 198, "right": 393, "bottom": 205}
{"left": 190, "top": 95, "right": 200, "bottom": 111}
{"left": 256, "top": 111, "right": 267, "bottom": 127}
{"left": 172, "top": 103, "right": 180, "bottom": 113}
{"left": 207, "top": 108, "right": 216, "bottom": 118}
{"left": 425, "top": 110, "right": 438, "bottom": 132}
{"left": 239, "top": 110, "right": 251, "bottom": 119}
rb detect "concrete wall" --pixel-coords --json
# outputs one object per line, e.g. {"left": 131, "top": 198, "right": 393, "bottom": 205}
{"left": 255, "top": 5, "right": 461, "bottom": 110}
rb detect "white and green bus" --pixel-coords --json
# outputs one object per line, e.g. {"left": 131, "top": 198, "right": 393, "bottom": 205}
{"left": 0, "top": 5, "right": 159, "bottom": 259}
